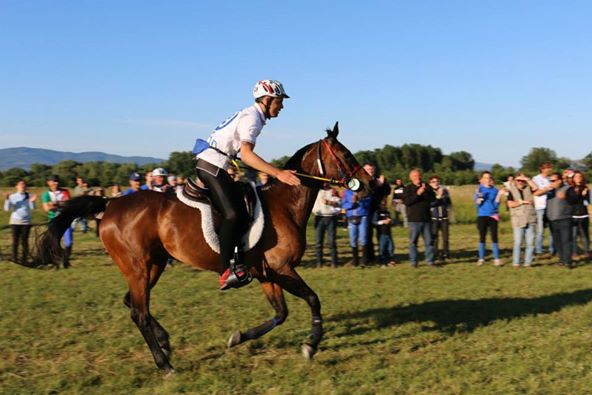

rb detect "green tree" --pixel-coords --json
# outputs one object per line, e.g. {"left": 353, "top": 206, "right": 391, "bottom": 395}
{"left": 1, "top": 168, "right": 29, "bottom": 187}
{"left": 447, "top": 151, "right": 475, "bottom": 171}
{"left": 50, "top": 160, "right": 80, "bottom": 187}
{"left": 167, "top": 151, "right": 195, "bottom": 177}
{"left": 520, "top": 147, "right": 558, "bottom": 173}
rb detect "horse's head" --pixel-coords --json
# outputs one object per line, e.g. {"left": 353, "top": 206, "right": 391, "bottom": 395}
{"left": 294, "top": 122, "right": 374, "bottom": 197}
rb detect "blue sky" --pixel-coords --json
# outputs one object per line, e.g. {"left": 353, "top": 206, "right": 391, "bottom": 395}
{"left": 1, "top": 1, "right": 590, "bottom": 167}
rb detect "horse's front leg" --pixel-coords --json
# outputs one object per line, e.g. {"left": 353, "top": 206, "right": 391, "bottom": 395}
{"left": 228, "top": 280, "right": 288, "bottom": 347}
{"left": 275, "top": 267, "right": 323, "bottom": 361}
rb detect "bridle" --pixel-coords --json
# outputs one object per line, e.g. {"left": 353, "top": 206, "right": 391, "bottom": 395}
{"left": 293, "top": 139, "right": 364, "bottom": 191}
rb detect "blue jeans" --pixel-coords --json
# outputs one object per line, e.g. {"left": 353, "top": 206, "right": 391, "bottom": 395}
{"left": 408, "top": 222, "right": 434, "bottom": 265}
{"left": 572, "top": 217, "right": 590, "bottom": 254}
{"left": 536, "top": 209, "right": 554, "bottom": 254}
{"left": 378, "top": 234, "right": 394, "bottom": 263}
{"left": 71, "top": 217, "right": 88, "bottom": 232}
{"left": 315, "top": 215, "right": 338, "bottom": 264}
{"left": 513, "top": 224, "right": 535, "bottom": 265}
{"left": 348, "top": 216, "right": 368, "bottom": 248}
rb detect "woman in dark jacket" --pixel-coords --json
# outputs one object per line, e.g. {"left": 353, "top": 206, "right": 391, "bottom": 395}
{"left": 570, "top": 171, "right": 590, "bottom": 259}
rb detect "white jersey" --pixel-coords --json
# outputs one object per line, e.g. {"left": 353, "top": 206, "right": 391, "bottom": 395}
{"left": 532, "top": 174, "right": 550, "bottom": 210}
{"left": 196, "top": 104, "right": 266, "bottom": 170}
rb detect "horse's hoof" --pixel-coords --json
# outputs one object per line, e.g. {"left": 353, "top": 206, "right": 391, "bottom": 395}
{"left": 164, "top": 368, "right": 177, "bottom": 378}
{"left": 301, "top": 343, "right": 315, "bottom": 361}
{"left": 228, "top": 330, "right": 242, "bottom": 348}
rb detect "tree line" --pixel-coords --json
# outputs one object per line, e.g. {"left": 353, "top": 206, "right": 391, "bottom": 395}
{"left": 1, "top": 145, "right": 591, "bottom": 188}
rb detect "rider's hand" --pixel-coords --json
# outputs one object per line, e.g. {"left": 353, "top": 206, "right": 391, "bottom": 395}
{"left": 276, "top": 169, "right": 301, "bottom": 186}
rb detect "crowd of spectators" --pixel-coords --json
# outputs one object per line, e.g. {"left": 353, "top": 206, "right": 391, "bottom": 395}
{"left": 3, "top": 162, "right": 590, "bottom": 269}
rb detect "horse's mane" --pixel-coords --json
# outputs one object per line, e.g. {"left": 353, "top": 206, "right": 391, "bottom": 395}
{"left": 283, "top": 142, "right": 316, "bottom": 172}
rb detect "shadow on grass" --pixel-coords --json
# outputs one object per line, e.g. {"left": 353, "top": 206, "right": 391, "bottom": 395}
{"left": 331, "top": 288, "right": 592, "bottom": 336}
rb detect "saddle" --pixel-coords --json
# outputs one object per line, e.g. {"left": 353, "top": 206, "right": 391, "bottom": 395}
{"left": 181, "top": 178, "right": 259, "bottom": 236}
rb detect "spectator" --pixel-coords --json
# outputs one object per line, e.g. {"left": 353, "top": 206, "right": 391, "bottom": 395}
{"left": 151, "top": 168, "right": 172, "bottom": 193}
{"left": 429, "top": 175, "right": 451, "bottom": 262}
{"left": 257, "top": 172, "right": 271, "bottom": 187}
{"left": 363, "top": 163, "right": 391, "bottom": 264}
{"left": 110, "top": 184, "right": 122, "bottom": 197}
{"left": 392, "top": 178, "right": 407, "bottom": 227}
{"left": 168, "top": 175, "right": 177, "bottom": 189}
{"left": 312, "top": 183, "right": 341, "bottom": 268}
{"left": 546, "top": 172, "right": 578, "bottom": 268}
{"left": 72, "top": 177, "right": 90, "bottom": 233}
{"left": 372, "top": 197, "right": 396, "bottom": 267}
{"left": 342, "top": 189, "right": 372, "bottom": 267}
{"left": 141, "top": 171, "right": 153, "bottom": 191}
{"left": 403, "top": 168, "right": 436, "bottom": 268}
{"left": 569, "top": 171, "right": 590, "bottom": 260}
{"left": 532, "top": 162, "right": 554, "bottom": 256}
{"left": 41, "top": 175, "right": 73, "bottom": 268}
{"left": 503, "top": 174, "right": 539, "bottom": 268}
{"left": 475, "top": 171, "right": 504, "bottom": 266}
{"left": 123, "top": 172, "right": 143, "bottom": 196}
{"left": 3, "top": 180, "right": 36, "bottom": 264}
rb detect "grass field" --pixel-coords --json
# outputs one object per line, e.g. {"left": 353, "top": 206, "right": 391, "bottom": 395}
{"left": 1, "top": 187, "right": 592, "bottom": 394}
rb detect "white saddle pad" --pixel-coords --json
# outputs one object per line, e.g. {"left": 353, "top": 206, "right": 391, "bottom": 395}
{"left": 175, "top": 185, "right": 264, "bottom": 254}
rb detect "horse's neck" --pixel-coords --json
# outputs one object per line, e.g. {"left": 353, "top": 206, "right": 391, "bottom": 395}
{"left": 270, "top": 183, "right": 319, "bottom": 228}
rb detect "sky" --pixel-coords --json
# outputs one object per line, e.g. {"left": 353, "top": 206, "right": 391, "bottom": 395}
{"left": 1, "top": 1, "right": 591, "bottom": 167}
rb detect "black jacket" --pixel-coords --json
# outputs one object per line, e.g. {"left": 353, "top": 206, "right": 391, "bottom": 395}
{"left": 403, "top": 183, "right": 436, "bottom": 222}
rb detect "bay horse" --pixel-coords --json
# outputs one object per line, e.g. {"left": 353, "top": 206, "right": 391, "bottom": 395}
{"left": 34, "top": 122, "right": 373, "bottom": 372}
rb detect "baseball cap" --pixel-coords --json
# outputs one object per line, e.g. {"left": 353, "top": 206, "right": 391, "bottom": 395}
{"left": 47, "top": 175, "right": 60, "bottom": 182}
{"left": 129, "top": 172, "right": 142, "bottom": 181}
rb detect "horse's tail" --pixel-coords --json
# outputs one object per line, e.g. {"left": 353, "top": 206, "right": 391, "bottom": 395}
{"left": 32, "top": 196, "right": 108, "bottom": 267}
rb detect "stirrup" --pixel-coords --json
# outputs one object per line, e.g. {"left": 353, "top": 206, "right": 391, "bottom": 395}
{"left": 221, "top": 264, "right": 252, "bottom": 290}
{"left": 220, "top": 246, "right": 252, "bottom": 290}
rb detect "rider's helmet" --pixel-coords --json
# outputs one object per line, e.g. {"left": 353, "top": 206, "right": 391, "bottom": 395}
{"left": 253, "top": 80, "right": 290, "bottom": 99}
{"left": 152, "top": 168, "right": 168, "bottom": 177}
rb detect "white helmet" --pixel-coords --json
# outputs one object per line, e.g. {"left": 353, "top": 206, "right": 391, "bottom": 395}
{"left": 253, "top": 80, "right": 290, "bottom": 99}
{"left": 152, "top": 167, "right": 168, "bottom": 177}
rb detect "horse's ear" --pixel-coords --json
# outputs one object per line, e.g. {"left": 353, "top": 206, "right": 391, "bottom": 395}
{"left": 327, "top": 121, "right": 339, "bottom": 139}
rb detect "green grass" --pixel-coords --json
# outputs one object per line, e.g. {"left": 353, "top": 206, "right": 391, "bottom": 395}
{"left": 1, "top": 187, "right": 592, "bottom": 394}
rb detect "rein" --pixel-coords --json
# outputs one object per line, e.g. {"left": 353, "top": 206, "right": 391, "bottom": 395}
{"left": 236, "top": 139, "right": 362, "bottom": 190}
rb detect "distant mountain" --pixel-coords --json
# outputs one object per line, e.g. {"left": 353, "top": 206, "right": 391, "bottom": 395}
{"left": 0, "top": 147, "right": 164, "bottom": 170}
{"left": 474, "top": 162, "right": 493, "bottom": 171}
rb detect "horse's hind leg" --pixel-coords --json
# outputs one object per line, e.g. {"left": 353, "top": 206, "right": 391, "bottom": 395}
{"left": 275, "top": 268, "right": 323, "bottom": 361}
{"left": 123, "top": 262, "right": 171, "bottom": 357}
{"left": 228, "top": 281, "right": 288, "bottom": 348}
{"left": 126, "top": 265, "right": 174, "bottom": 372}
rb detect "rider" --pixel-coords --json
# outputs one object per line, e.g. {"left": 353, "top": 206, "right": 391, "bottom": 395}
{"left": 195, "top": 80, "right": 301, "bottom": 290}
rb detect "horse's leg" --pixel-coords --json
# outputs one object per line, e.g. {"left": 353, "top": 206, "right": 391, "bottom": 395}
{"left": 127, "top": 265, "right": 174, "bottom": 372}
{"left": 123, "top": 261, "right": 172, "bottom": 357}
{"left": 228, "top": 281, "right": 288, "bottom": 348}
{"left": 274, "top": 268, "right": 323, "bottom": 361}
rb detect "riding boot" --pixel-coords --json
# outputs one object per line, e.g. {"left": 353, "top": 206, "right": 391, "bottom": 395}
{"left": 361, "top": 245, "right": 369, "bottom": 268}
{"left": 63, "top": 246, "right": 72, "bottom": 269}
{"left": 351, "top": 246, "right": 359, "bottom": 267}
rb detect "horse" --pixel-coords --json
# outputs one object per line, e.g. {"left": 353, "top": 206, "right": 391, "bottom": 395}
{"left": 34, "top": 122, "right": 373, "bottom": 372}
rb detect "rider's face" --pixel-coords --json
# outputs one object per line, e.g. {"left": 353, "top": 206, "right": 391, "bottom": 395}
{"left": 267, "top": 97, "right": 284, "bottom": 118}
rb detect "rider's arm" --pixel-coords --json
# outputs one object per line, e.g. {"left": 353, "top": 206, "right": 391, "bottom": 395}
{"left": 240, "top": 142, "right": 300, "bottom": 186}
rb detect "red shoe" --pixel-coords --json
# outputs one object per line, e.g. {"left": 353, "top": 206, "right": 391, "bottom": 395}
{"left": 219, "top": 266, "right": 252, "bottom": 290}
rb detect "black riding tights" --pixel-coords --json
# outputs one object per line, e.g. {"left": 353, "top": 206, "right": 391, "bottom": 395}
{"left": 196, "top": 164, "right": 247, "bottom": 270}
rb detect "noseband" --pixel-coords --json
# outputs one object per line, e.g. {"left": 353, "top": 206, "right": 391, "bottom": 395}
{"left": 295, "top": 139, "right": 363, "bottom": 191}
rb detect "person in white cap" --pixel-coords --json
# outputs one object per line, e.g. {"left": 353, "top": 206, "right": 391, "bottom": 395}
{"left": 151, "top": 168, "right": 172, "bottom": 193}
{"left": 194, "top": 80, "right": 300, "bottom": 290}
